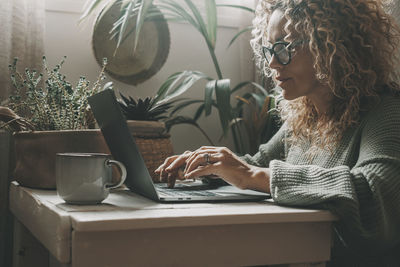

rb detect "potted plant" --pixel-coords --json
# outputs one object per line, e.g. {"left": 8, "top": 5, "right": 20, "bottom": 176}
{"left": 82, "top": 0, "right": 280, "bottom": 155}
{"left": 118, "top": 93, "right": 176, "bottom": 182}
{"left": 0, "top": 56, "right": 111, "bottom": 189}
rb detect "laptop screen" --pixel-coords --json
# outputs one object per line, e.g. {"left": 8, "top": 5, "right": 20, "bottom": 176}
{"left": 88, "top": 89, "right": 159, "bottom": 201}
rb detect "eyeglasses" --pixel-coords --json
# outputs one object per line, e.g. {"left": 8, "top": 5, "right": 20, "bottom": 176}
{"left": 262, "top": 39, "right": 305, "bottom": 65}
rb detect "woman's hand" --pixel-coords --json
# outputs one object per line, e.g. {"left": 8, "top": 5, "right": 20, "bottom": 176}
{"left": 155, "top": 150, "right": 193, "bottom": 188}
{"left": 155, "top": 146, "right": 271, "bottom": 193}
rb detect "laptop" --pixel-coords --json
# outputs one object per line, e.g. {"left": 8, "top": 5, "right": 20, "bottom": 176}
{"left": 88, "top": 89, "right": 270, "bottom": 202}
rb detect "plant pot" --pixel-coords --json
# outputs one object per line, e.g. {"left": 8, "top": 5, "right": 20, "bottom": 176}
{"left": 126, "top": 120, "right": 174, "bottom": 182}
{"left": 13, "top": 129, "right": 111, "bottom": 189}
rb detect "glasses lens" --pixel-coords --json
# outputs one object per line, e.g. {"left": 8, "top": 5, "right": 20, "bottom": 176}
{"left": 273, "top": 43, "right": 290, "bottom": 65}
{"left": 262, "top": 46, "right": 272, "bottom": 63}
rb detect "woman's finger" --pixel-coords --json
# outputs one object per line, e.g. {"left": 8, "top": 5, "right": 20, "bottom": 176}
{"left": 184, "top": 148, "right": 219, "bottom": 170}
{"left": 155, "top": 155, "right": 178, "bottom": 173}
{"left": 184, "top": 163, "right": 217, "bottom": 179}
{"left": 166, "top": 151, "right": 191, "bottom": 173}
{"left": 185, "top": 152, "right": 222, "bottom": 174}
{"left": 167, "top": 172, "right": 177, "bottom": 188}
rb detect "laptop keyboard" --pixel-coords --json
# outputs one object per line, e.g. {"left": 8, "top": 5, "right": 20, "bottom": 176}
{"left": 155, "top": 184, "right": 219, "bottom": 197}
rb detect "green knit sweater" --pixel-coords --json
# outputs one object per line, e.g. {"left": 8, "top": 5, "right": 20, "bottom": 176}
{"left": 242, "top": 94, "right": 400, "bottom": 266}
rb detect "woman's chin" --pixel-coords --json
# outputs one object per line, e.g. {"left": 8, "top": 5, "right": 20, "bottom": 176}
{"left": 282, "top": 89, "right": 297, "bottom": 100}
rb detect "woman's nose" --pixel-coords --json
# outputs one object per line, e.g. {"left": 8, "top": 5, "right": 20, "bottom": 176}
{"left": 268, "top": 54, "right": 281, "bottom": 70}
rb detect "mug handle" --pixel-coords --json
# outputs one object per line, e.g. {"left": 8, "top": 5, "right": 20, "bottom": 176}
{"left": 105, "top": 159, "right": 127, "bottom": 189}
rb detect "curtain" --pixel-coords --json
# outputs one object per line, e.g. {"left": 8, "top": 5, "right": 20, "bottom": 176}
{"left": 0, "top": 0, "right": 45, "bottom": 102}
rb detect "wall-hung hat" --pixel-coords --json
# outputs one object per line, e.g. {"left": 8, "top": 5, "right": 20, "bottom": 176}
{"left": 92, "top": 2, "right": 170, "bottom": 85}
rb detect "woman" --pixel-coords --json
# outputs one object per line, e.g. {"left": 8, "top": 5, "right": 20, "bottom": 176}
{"left": 155, "top": 0, "right": 400, "bottom": 265}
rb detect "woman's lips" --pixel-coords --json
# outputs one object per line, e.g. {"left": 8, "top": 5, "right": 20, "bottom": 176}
{"left": 275, "top": 77, "right": 291, "bottom": 86}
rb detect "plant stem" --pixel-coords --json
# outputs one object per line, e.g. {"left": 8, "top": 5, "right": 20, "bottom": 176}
{"left": 206, "top": 41, "right": 223, "bottom": 79}
{"left": 197, "top": 125, "right": 215, "bottom": 146}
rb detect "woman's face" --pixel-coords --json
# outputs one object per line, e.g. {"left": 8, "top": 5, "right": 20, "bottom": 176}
{"left": 266, "top": 9, "right": 327, "bottom": 102}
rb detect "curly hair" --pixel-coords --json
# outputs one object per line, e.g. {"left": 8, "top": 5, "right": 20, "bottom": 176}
{"left": 251, "top": 0, "right": 400, "bottom": 151}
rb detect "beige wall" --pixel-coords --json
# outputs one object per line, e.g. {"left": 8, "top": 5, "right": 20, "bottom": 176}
{"left": 44, "top": 0, "right": 253, "bottom": 153}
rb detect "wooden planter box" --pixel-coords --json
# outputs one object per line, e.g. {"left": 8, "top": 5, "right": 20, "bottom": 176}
{"left": 13, "top": 130, "right": 110, "bottom": 189}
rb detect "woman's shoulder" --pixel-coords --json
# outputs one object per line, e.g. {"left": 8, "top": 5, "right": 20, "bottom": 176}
{"left": 371, "top": 94, "right": 400, "bottom": 112}
{"left": 362, "top": 93, "right": 400, "bottom": 126}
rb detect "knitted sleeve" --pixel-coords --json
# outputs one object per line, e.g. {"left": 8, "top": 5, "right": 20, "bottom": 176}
{"left": 269, "top": 96, "right": 400, "bottom": 247}
{"left": 240, "top": 122, "right": 286, "bottom": 167}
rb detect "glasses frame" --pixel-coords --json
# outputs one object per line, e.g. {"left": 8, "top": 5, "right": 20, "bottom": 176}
{"left": 262, "top": 39, "right": 305, "bottom": 66}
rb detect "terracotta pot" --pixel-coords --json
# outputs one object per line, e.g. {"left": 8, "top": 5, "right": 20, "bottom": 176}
{"left": 13, "top": 130, "right": 110, "bottom": 189}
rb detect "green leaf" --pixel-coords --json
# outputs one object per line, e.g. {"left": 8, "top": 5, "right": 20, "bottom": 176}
{"left": 115, "top": 0, "right": 136, "bottom": 52}
{"left": 204, "top": 80, "right": 216, "bottom": 116}
{"left": 158, "top": 1, "right": 199, "bottom": 32}
{"left": 193, "top": 103, "right": 205, "bottom": 121}
{"left": 133, "top": 0, "right": 154, "bottom": 53}
{"left": 154, "top": 72, "right": 183, "bottom": 102}
{"left": 157, "top": 71, "right": 210, "bottom": 104}
{"left": 205, "top": 0, "right": 217, "bottom": 48}
{"left": 250, "top": 93, "right": 266, "bottom": 108}
{"left": 94, "top": 1, "right": 120, "bottom": 29}
{"left": 215, "top": 79, "right": 232, "bottom": 136}
{"left": 80, "top": 0, "right": 106, "bottom": 22}
{"left": 234, "top": 92, "right": 252, "bottom": 110}
{"left": 170, "top": 99, "right": 204, "bottom": 116}
{"left": 183, "top": 0, "right": 211, "bottom": 47}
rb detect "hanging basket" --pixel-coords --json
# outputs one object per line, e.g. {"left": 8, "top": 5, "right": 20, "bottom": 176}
{"left": 127, "top": 120, "right": 174, "bottom": 183}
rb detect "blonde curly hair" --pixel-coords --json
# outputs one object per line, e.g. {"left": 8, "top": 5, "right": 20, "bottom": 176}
{"left": 251, "top": 0, "right": 400, "bottom": 151}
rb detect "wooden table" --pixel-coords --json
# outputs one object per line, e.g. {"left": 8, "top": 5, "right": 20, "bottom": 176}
{"left": 9, "top": 181, "right": 336, "bottom": 267}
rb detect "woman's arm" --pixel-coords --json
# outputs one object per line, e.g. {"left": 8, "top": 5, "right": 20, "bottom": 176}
{"left": 241, "top": 122, "right": 287, "bottom": 167}
{"left": 268, "top": 96, "right": 400, "bottom": 253}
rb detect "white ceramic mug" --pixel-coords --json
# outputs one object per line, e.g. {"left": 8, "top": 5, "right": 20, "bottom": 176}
{"left": 56, "top": 153, "right": 127, "bottom": 205}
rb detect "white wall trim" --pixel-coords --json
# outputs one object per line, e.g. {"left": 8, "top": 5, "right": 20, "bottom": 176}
{"left": 45, "top": 0, "right": 247, "bottom": 28}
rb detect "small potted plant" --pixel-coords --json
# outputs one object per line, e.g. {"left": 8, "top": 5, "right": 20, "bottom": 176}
{"left": 118, "top": 93, "right": 175, "bottom": 182}
{"left": 0, "top": 56, "right": 111, "bottom": 189}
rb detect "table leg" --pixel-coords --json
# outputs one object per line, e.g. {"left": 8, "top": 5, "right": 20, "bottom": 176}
{"left": 12, "top": 219, "right": 49, "bottom": 267}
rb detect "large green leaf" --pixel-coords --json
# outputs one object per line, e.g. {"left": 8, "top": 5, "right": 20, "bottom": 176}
{"left": 132, "top": 0, "right": 154, "bottom": 53}
{"left": 204, "top": 80, "right": 216, "bottom": 116}
{"left": 170, "top": 99, "right": 204, "bottom": 116}
{"left": 250, "top": 93, "right": 266, "bottom": 108}
{"left": 184, "top": 0, "right": 210, "bottom": 44}
{"left": 156, "top": 71, "right": 210, "bottom": 104}
{"left": 205, "top": 0, "right": 217, "bottom": 48}
{"left": 215, "top": 79, "right": 232, "bottom": 136}
{"left": 115, "top": 0, "right": 137, "bottom": 53}
{"left": 154, "top": 72, "right": 183, "bottom": 103}
{"left": 80, "top": 0, "right": 106, "bottom": 22}
{"left": 193, "top": 103, "right": 205, "bottom": 121}
{"left": 158, "top": 1, "right": 200, "bottom": 32}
